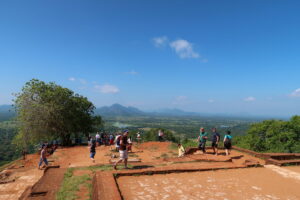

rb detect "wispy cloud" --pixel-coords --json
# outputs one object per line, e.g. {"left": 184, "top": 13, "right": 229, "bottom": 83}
{"left": 290, "top": 88, "right": 300, "bottom": 97}
{"left": 244, "top": 96, "right": 256, "bottom": 102}
{"left": 153, "top": 36, "right": 205, "bottom": 60}
{"left": 170, "top": 39, "right": 199, "bottom": 59}
{"left": 68, "top": 77, "right": 87, "bottom": 85}
{"left": 173, "top": 96, "right": 188, "bottom": 105}
{"left": 126, "top": 70, "right": 138, "bottom": 75}
{"left": 95, "top": 84, "right": 119, "bottom": 94}
{"left": 152, "top": 36, "right": 168, "bottom": 47}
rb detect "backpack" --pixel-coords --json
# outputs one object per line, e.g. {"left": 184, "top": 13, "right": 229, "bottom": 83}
{"left": 224, "top": 135, "right": 231, "bottom": 144}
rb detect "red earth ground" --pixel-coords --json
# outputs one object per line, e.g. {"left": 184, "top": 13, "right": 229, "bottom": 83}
{"left": 0, "top": 141, "right": 299, "bottom": 200}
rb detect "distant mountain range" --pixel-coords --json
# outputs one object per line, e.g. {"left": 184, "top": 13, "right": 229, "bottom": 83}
{"left": 0, "top": 104, "right": 277, "bottom": 120}
{"left": 95, "top": 104, "right": 145, "bottom": 116}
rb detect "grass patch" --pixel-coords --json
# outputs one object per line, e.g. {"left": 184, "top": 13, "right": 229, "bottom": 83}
{"left": 56, "top": 168, "right": 91, "bottom": 200}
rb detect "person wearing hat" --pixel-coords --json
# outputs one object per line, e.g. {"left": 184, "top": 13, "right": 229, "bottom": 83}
{"left": 113, "top": 130, "right": 129, "bottom": 170}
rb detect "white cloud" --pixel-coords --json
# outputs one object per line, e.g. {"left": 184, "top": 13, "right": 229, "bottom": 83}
{"left": 153, "top": 36, "right": 168, "bottom": 47}
{"left": 170, "top": 39, "right": 199, "bottom": 59}
{"left": 68, "top": 77, "right": 76, "bottom": 81}
{"left": 208, "top": 99, "right": 215, "bottom": 103}
{"left": 290, "top": 88, "right": 300, "bottom": 97}
{"left": 95, "top": 84, "right": 119, "bottom": 94}
{"left": 244, "top": 96, "right": 256, "bottom": 102}
{"left": 126, "top": 70, "right": 138, "bottom": 75}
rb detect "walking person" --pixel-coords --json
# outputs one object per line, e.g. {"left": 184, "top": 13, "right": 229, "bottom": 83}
{"left": 113, "top": 130, "right": 129, "bottom": 170}
{"left": 211, "top": 128, "right": 220, "bottom": 155}
{"left": 90, "top": 139, "right": 96, "bottom": 163}
{"left": 38, "top": 145, "right": 48, "bottom": 169}
{"left": 224, "top": 130, "right": 233, "bottom": 156}
{"left": 197, "top": 127, "right": 208, "bottom": 153}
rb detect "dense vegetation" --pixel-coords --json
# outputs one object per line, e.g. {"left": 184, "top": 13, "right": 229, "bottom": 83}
{"left": 0, "top": 121, "right": 19, "bottom": 166}
{"left": 235, "top": 116, "right": 300, "bottom": 153}
{"left": 13, "top": 79, "right": 103, "bottom": 148}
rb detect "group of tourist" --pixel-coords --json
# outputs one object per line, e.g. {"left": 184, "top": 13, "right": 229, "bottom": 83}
{"left": 37, "top": 128, "right": 233, "bottom": 170}
{"left": 197, "top": 127, "right": 233, "bottom": 156}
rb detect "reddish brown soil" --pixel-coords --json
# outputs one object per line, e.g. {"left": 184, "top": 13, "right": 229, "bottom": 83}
{"left": 118, "top": 168, "right": 300, "bottom": 200}
{"left": 0, "top": 141, "right": 292, "bottom": 200}
{"left": 26, "top": 168, "right": 66, "bottom": 200}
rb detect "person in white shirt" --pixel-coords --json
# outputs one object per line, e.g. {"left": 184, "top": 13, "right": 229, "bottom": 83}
{"left": 95, "top": 132, "right": 100, "bottom": 146}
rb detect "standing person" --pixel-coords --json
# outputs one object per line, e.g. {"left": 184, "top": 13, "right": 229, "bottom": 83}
{"left": 38, "top": 145, "right": 48, "bottom": 169}
{"left": 115, "top": 133, "right": 122, "bottom": 151}
{"left": 22, "top": 149, "right": 27, "bottom": 160}
{"left": 224, "top": 131, "right": 232, "bottom": 156}
{"left": 127, "top": 136, "right": 133, "bottom": 152}
{"left": 95, "top": 132, "right": 100, "bottom": 146}
{"left": 197, "top": 128, "right": 208, "bottom": 153}
{"left": 90, "top": 139, "right": 96, "bottom": 163}
{"left": 158, "top": 130, "right": 164, "bottom": 142}
{"left": 109, "top": 134, "right": 114, "bottom": 150}
{"left": 211, "top": 128, "right": 221, "bottom": 155}
{"left": 113, "top": 130, "right": 129, "bottom": 170}
{"left": 136, "top": 132, "right": 141, "bottom": 144}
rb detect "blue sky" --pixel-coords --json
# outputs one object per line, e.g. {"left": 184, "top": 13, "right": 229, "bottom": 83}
{"left": 1, "top": 0, "right": 300, "bottom": 117}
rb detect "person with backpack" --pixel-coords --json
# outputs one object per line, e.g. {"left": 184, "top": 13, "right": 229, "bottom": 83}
{"left": 197, "top": 127, "right": 208, "bottom": 153}
{"left": 211, "top": 128, "right": 220, "bottom": 155}
{"left": 223, "top": 130, "right": 232, "bottom": 156}
{"left": 113, "top": 130, "right": 129, "bottom": 170}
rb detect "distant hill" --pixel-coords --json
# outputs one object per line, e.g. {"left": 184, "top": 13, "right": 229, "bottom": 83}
{"left": 0, "top": 105, "right": 15, "bottom": 122}
{"left": 95, "top": 104, "right": 145, "bottom": 117}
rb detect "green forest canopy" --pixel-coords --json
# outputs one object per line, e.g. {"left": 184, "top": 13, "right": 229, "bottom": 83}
{"left": 13, "top": 79, "right": 103, "bottom": 148}
{"left": 235, "top": 116, "right": 300, "bottom": 153}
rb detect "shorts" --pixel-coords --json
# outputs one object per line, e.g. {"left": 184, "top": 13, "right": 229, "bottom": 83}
{"left": 119, "top": 150, "right": 128, "bottom": 160}
{"left": 224, "top": 142, "right": 232, "bottom": 149}
{"left": 90, "top": 152, "right": 96, "bottom": 158}
{"left": 38, "top": 157, "right": 48, "bottom": 167}
{"left": 211, "top": 142, "right": 218, "bottom": 148}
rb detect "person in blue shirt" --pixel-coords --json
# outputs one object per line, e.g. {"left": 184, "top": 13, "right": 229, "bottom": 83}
{"left": 211, "top": 128, "right": 220, "bottom": 155}
{"left": 197, "top": 127, "right": 208, "bottom": 153}
{"left": 223, "top": 130, "right": 233, "bottom": 156}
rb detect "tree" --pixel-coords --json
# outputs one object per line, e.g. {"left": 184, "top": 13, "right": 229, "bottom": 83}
{"left": 13, "top": 79, "right": 103, "bottom": 146}
{"left": 235, "top": 116, "right": 300, "bottom": 153}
